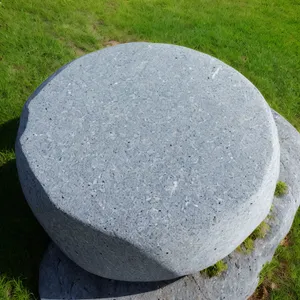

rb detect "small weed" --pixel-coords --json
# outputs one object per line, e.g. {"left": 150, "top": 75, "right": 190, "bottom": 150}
{"left": 201, "top": 260, "right": 228, "bottom": 277}
{"left": 274, "top": 181, "right": 288, "bottom": 197}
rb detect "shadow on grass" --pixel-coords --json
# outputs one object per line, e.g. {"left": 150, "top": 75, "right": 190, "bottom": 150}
{"left": 0, "top": 141, "right": 49, "bottom": 297}
{"left": 0, "top": 118, "right": 20, "bottom": 152}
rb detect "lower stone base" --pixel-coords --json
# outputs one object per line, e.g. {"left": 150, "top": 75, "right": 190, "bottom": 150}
{"left": 39, "top": 111, "right": 300, "bottom": 300}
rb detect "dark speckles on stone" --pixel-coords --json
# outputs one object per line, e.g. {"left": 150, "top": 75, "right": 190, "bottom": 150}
{"left": 17, "top": 42, "right": 280, "bottom": 282}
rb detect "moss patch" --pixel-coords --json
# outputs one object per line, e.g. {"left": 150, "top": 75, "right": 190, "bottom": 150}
{"left": 237, "top": 221, "right": 270, "bottom": 254}
{"left": 275, "top": 181, "right": 288, "bottom": 197}
{"left": 201, "top": 260, "right": 228, "bottom": 278}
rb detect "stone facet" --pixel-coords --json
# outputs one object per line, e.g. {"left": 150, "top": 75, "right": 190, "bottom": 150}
{"left": 16, "top": 43, "right": 280, "bottom": 281}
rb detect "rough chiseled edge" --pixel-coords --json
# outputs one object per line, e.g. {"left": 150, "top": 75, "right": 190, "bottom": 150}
{"left": 39, "top": 110, "right": 300, "bottom": 300}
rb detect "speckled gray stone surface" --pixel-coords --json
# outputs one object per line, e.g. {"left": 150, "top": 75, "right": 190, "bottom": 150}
{"left": 39, "top": 111, "right": 300, "bottom": 300}
{"left": 16, "top": 42, "right": 280, "bottom": 281}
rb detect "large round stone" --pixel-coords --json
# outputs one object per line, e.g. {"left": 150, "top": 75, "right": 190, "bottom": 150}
{"left": 16, "top": 43, "right": 280, "bottom": 281}
{"left": 39, "top": 111, "right": 300, "bottom": 300}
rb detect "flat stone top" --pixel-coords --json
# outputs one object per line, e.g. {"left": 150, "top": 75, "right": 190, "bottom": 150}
{"left": 19, "top": 43, "right": 278, "bottom": 245}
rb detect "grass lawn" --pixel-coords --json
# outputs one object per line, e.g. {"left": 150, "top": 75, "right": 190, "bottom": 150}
{"left": 0, "top": 0, "right": 299, "bottom": 299}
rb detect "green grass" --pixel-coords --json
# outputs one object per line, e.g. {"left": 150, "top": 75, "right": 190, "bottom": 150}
{"left": 201, "top": 260, "right": 228, "bottom": 278}
{"left": 0, "top": 276, "right": 32, "bottom": 300}
{"left": 0, "top": 0, "right": 299, "bottom": 298}
{"left": 275, "top": 181, "right": 288, "bottom": 197}
{"left": 251, "top": 215, "right": 300, "bottom": 300}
